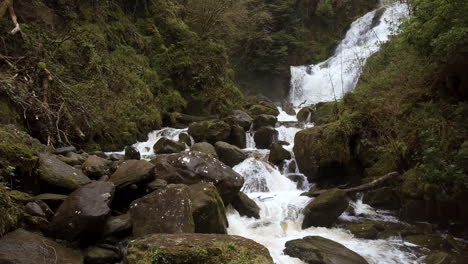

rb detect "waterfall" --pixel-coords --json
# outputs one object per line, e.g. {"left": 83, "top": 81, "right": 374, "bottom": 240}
{"left": 289, "top": 2, "right": 409, "bottom": 106}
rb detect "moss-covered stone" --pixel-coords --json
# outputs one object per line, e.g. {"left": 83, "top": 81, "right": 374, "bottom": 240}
{"left": 189, "top": 183, "right": 228, "bottom": 234}
{"left": 124, "top": 233, "right": 273, "bottom": 264}
{"left": 0, "top": 184, "right": 24, "bottom": 236}
{"left": 344, "top": 221, "right": 379, "bottom": 239}
{"left": 188, "top": 121, "right": 231, "bottom": 144}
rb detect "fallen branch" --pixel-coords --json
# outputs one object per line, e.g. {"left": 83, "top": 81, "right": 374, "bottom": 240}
{"left": 343, "top": 172, "right": 401, "bottom": 194}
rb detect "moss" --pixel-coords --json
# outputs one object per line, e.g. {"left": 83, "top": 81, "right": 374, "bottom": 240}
{"left": 0, "top": 184, "right": 24, "bottom": 236}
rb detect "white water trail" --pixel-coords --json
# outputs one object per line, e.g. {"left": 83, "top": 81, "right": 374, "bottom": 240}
{"left": 277, "top": 107, "right": 298, "bottom": 122}
{"left": 289, "top": 2, "right": 409, "bottom": 106}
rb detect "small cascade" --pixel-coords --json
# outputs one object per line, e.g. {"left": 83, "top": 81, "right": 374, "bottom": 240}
{"left": 245, "top": 124, "right": 256, "bottom": 149}
{"left": 289, "top": 2, "right": 409, "bottom": 106}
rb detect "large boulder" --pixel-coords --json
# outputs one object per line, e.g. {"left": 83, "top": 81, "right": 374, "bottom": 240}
{"left": 226, "top": 124, "right": 246, "bottom": 149}
{"left": 302, "top": 189, "right": 348, "bottom": 229}
{"left": 50, "top": 181, "right": 115, "bottom": 241}
{"left": 130, "top": 184, "right": 194, "bottom": 237}
{"left": 293, "top": 124, "right": 352, "bottom": 184}
{"left": 178, "top": 132, "right": 192, "bottom": 147}
{"left": 191, "top": 142, "right": 218, "bottom": 157}
{"left": 189, "top": 183, "right": 228, "bottom": 234}
{"left": 215, "top": 141, "right": 248, "bottom": 167}
{"left": 254, "top": 126, "right": 278, "bottom": 149}
{"left": 109, "top": 160, "right": 155, "bottom": 189}
{"left": 82, "top": 155, "right": 110, "bottom": 178}
{"left": 124, "top": 233, "right": 274, "bottom": 264}
{"left": 313, "top": 102, "right": 337, "bottom": 125}
{"left": 231, "top": 110, "right": 253, "bottom": 130}
{"left": 253, "top": 114, "right": 277, "bottom": 130}
{"left": 151, "top": 152, "right": 244, "bottom": 204}
{"left": 269, "top": 142, "right": 291, "bottom": 165}
{"left": 284, "top": 236, "right": 368, "bottom": 264}
{"left": 188, "top": 120, "right": 231, "bottom": 144}
{"left": 38, "top": 153, "right": 91, "bottom": 191}
{"left": 0, "top": 229, "right": 83, "bottom": 264}
{"left": 297, "top": 106, "right": 314, "bottom": 122}
{"left": 247, "top": 101, "right": 280, "bottom": 117}
{"left": 282, "top": 102, "right": 296, "bottom": 116}
{"left": 103, "top": 213, "right": 132, "bottom": 237}
{"left": 231, "top": 192, "right": 260, "bottom": 219}
{"left": 153, "top": 137, "right": 186, "bottom": 154}
{"left": 344, "top": 221, "right": 380, "bottom": 239}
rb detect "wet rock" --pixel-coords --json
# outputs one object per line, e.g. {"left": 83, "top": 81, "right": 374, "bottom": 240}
{"left": 153, "top": 137, "right": 186, "bottom": 154}
{"left": 362, "top": 187, "right": 400, "bottom": 210}
{"left": 248, "top": 101, "right": 280, "bottom": 117}
{"left": 344, "top": 221, "right": 380, "bottom": 239}
{"left": 82, "top": 155, "right": 110, "bottom": 178}
{"left": 254, "top": 126, "right": 278, "bottom": 149}
{"left": 103, "top": 213, "right": 132, "bottom": 237}
{"left": 0, "top": 229, "right": 83, "bottom": 264}
{"left": 302, "top": 188, "right": 349, "bottom": 228}
{"left": 423, "top": 251, "right": 453, "bottom": 264}
{"left": 215, "top": 141, "right": 248, "bottom": 167}
{"left": 84, "top": 245, "right": 121, "bottom": 264}
{"left": 282, "top": 102, "right": 296, "bottom": 116}
{"left": 404, "top": 234, "right": 453, "bottom": 251}
{"left": 231, "top": 192, "right": 260, "bottom": 219}
{"left": 297, "top": 106, "right": 314, "bottom": 122}
{"left": 22, "top": 215, "right": 50, "bottom": 233}
{"left": 269, "top": 142, "right": 291, "bottom": 165}
{"left": 227, "top": 124, "right": 246, "bottom": 149}
{"left": 90, "top": 151, "right": 108, "bottom": 159}
{"left": 146, "top": 178, "right": 168, "bottom": 192}
{"left": 34, "top": 193, "right": 67, "bottom": 210}
{"left": 59, "top": 152, "right": 85, "bottom": 166}
{"left": 124, "top": 233, "right": 274, "bottom": 264}
{"left": 25, "top": 200, "right": 53, "bottom": 219}
{"left": 108, "top": 153, "right": 124, "bottom": 161}
{"left": 232, "top": 110, "right": 254, "bottom": 130}
{"left": 191, "top": 142, "right": 218, "bottom": 157}
{"left": 253, "top": 114, "right": 278, "bottom": 130}
{"left": 54, "top": 145, "right": 77, "bottom": 155}
{"left": 130, "top": 184, "right": 194, "bottom": 237}
{"left": 38, "top": 153, "right": 91, "bottom": 191}
{"left": 179, "top": 132, "right": 192, "bottom": 146}
{"left": 124, "top": 146, "right": 140, "bottom": 160}
{"left": 189, "top": 183, "right": 228, "bottom": 234}
{"left": 109, "top": 160, "right": 155, "bottom": 189}
{"left": 50, "top": 181, "right": 115, "bottom": 242}
{"left": 188, "top": 120, "right": 231, "bottom": 144}
{"left": 151, "top": 152, "right": 244, "bottom": 204}
{"left": 284, "top": 236, "right": 369, "bottom": 264}
{"left": 287, "top": 174, "right": 306, "bottom": 189}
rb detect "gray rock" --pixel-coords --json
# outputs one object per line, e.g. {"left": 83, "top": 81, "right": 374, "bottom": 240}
{"left": 153, "top": 137, "right": 186, "bottom": 154}
{"left": 282, "top": 102, "right": 296, "bottom": 116}
{"left": 302, "top": 188, "right": 349, "bottom": 229}
{"left": 227, "top": 124, "right": 246, "bottom": 149}
{"left": 103, "top": 213, "right": 132, "bottom": 237}
{"left": 232, "top": 110, "right": 254, "bottom": 130}
{"left": 191, "top": 142, "right": 218, "bottom": 157}
{"left": 284, "top": 236, "right": 369, "bottom": 264}
{"left": 188, "top": 120, "right": 231, "bottom": 144}
{"left": 0, "top": 229, "right": 83, "bottom": 264}
{"left": 109, "top": 160, "right": 155, "bottom": 189}
{"left": 254, "top": 126, "right": 278, "bottom": 149}
{"left": 215, "top": 141, "right": 248, "bottom": 167}
{"left": 130, "top": 184, "right": 194, "bottom": 237}
{"left": 231, "top": 192, "right": 260, "bottom": 219}
{"left": 54, "top": 146, "right": 77, "bottom": 155}
{"left": 82, "top": 155, "right": 110, "bottom": 178}
{"left": 84, "top": 246, "right": 120, "bottom": 264}
{"left": 253, "top": 114, "right": 277, "bottom": 130}
{"left": 189, "top": 183, "right": 228, "bottom": 234}
{"left": 124, "top": 146, "right": 140, "bottom": 160}
{"left": 50, "top": 181, "right": 115, "bottom": 241}
{"left": 38, "top": 153, "right": 91, "bottom": 191}
{"left": 178, "top": 132, "right": 192, "bottom": 147}
{"left": 269, "top": 142, "right": 291, "bottom": 165}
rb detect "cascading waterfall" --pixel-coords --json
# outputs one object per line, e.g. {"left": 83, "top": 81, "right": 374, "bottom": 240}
{"left": 289, "top": 2, "right": 409, "bottom": 106}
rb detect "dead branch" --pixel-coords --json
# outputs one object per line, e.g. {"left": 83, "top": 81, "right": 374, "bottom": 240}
{"left": 343, "top": 172, "right": 401, "bottom": 194}
{"left": 0, "top": 0, "right": 22, "bottom": 35}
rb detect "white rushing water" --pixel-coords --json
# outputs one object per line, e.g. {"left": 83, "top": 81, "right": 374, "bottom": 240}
{"left": 289, "top": 2, "right": 409, "bottom": 106}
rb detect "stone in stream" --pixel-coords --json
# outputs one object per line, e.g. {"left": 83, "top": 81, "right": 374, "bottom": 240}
{"left": 82, "top": 155, "right": 110, "bottom": 178}
{"left": 253, "top": 114, "right": 278, "bottom": 130}
{"left": 189, "top": 183, "right": 228, "bottom": 234}
{"left": 254, "top": 126, "right": 278, "bottom": 149}
{"left": 37, "top": 153, "right": 91, "bottom": 191}
{"left": 54, "top": 145, "right": 77, "bottom": 155}
{"left": 153, "top": 137, "right": 186, "bottom": 154}
{"left": 124, "top": 146, "right": 140, "bottom": 160}
{"left": 302, "top": 188, "right": 349, "bottom": 229}
{"left": 423, "top": 251, "right": 453, "bottom": 264}
{"left": 49, "top": 181, "right": 115, "bottom": 242}
{"left": 297, "top": 106, "right": 314, "bottom": 122}
{"left": 124, "top": 233, "right": 274, "bottom": 264}
{"left": 344, "top": 221, "right": 380, "bottom": 239}
{"left": 151, "top": 151, "right": 244, "bottom": 204}
{"left": 268, "top": 142, "right": 291, "bottom": 165}
{"left": 282, "top": 102, "right": 296, "bottom": 115}
{"left": 231, "top": 192, "right": 260, "bottom": 219}
{"left": 284, "top": 236, "right": 369, "bottom": 264}
{"left": 248, "top": 101, "right": 280, "bottom": 117}
{"left": 109, "top": 159, "right": 155, "bottom": 189}
{"left": 231, "top": 110, "right": 253, "bottom": 130}
{"left": 129, "top": 184, "right": 194, "bottom": 237}
{"left": 0, "top": 229, "right": 83, "bottom": 264}
{"left": 188, "top": 120, "right": 231, "bottom": 144}
{"left": 59, "top": 151, "right": 85, "bottom": 166}
{"left": 215, "top": 141, "right": 248, "bottom": 167}
{"left": 191, "top": 142, "right": 218, "bottom": 157}
{"left": 178, "top": 132, "right": 192, "bottom": 146}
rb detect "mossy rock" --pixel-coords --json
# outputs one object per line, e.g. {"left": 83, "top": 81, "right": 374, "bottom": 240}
{"left": 0, "top": 184, "right": 24, "bottom": 236}
{"left": 344, "top": 221, "right": 380, "bottom": 239}
{"left": 124, "top": 233, "right": 274, "bottom": 264}
{"left": 247, "top": 103, "right": 279, "bottom": 117}
{"left": 189, "top": 183, "right": 228, "bottom": 234}
{"left": 188, "top": 121, "right": 231, "bottom": 145}
{"left": 313, "top": 102, "right": 338, "bottom": 125}
{"left": 0, "top": 97, "right": 22, "bottom": 128}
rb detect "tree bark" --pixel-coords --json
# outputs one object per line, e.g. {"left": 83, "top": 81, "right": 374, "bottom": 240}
{"left": 343, "top": 172, "right": 401, "bottom": 194}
